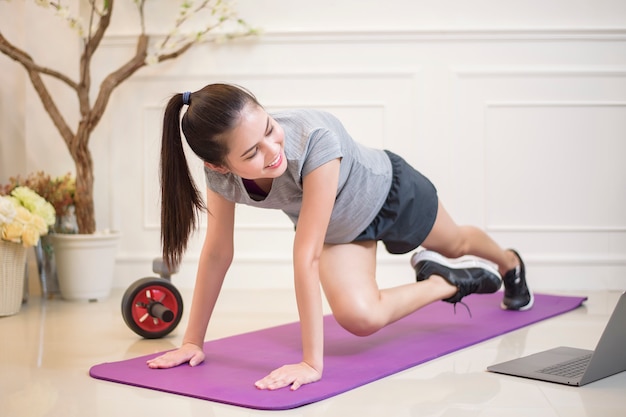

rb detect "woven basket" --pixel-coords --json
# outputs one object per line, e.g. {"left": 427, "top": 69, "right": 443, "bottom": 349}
{"left": 0, "top": 240, "right": 27, "bottom": 316}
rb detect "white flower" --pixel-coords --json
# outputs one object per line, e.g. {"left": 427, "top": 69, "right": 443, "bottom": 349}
{"left": 55, "top": 5, "right": 70, "bottom": 19}
{"left": 0, "top": 196, "right": 17, "bottom": 225}
{"left": 145, "top": 53, "right": 159, "bottom": 66}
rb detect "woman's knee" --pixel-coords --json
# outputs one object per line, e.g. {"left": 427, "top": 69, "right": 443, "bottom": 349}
{"left": 332, "top": 303, "right": 383, "bottom": 337}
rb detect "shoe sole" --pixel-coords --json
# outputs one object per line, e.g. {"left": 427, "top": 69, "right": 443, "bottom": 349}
{"left": 501, "top": 292, "right": 535, "bottom": 311}
{"left": 410, "top": 250, "right": 502, "bottom": 279}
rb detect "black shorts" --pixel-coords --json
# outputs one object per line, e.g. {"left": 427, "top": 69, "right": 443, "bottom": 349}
{"left": 354, "top": 150, "right": 439, "bottom": 254}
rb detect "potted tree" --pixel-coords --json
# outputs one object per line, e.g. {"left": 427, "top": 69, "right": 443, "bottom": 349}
{"left": 0, "top": 0, "right": 255, "bottom": 300}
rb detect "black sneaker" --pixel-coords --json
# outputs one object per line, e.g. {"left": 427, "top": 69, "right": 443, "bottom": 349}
{"left": 410, "top": 250, "right": 502, "bottom": 304}
{"left": 501, "top": 249, "right": 533, "bottom": 311}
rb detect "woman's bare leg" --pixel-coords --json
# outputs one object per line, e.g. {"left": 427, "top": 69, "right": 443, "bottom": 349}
{"left": 319, "top": 201, "right": 530, "bottom": 337}
{"left": 319, "top": 240, "right": 457, "bottom": 336}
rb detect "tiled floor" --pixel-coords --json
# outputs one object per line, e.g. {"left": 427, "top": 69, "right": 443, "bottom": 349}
{"left": 1, "top": 285, "right": 624, "bottom": 417}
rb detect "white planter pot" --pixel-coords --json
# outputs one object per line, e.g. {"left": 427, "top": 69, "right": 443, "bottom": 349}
{"left": 50, "top": 231, "right": 120, "bottom": 301}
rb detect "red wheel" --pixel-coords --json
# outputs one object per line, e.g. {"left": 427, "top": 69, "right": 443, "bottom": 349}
{"left": 121, "top": 278, "right": 183, "bottom": 339}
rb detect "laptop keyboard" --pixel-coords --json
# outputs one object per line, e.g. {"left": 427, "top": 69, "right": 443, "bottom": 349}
{"left": 537, "top": 353, "right": 593, "bottom": 378}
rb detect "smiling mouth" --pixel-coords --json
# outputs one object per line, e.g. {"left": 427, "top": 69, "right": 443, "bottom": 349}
{"left": 266, "top": 153, "right": 282, "bottom": 168}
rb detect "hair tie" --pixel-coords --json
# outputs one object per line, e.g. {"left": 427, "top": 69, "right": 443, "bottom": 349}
{"left": 182, "top": 91, "right": 191, "bottom": 105}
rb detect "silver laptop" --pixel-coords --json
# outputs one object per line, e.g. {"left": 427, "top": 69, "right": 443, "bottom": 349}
{"left": 487, "top": 291, "right": 626, "bottom": 386}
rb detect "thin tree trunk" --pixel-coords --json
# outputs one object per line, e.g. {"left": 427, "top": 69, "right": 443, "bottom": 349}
{"left": 71, "top": 131, "right": 95, "bottom": 234}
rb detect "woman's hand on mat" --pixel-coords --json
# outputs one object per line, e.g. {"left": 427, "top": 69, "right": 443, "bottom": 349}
{"left": 146, "top": 342, "right": 205, "bottom": 369}
{"left": 254, "top": 361, "right": 322, "bottom": 391}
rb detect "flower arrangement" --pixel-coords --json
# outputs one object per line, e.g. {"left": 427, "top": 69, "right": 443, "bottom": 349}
{"left": 1, "top": 172, "right": 77, "bottom": 233}
{"left": 2, "top": 172, "right": 76, "bottom": 217}
{"left": 0, "top": 187, "right": 55, "bottom": 247}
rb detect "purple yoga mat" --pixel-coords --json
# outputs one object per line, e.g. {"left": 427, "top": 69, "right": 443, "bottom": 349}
{"left": 90, "top": 292, "right": 586, "bottom": 410}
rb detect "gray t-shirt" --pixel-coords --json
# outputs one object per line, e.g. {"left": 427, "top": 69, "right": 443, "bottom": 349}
{"left": 204, "top": 109, "right": 392, "bottom": 244}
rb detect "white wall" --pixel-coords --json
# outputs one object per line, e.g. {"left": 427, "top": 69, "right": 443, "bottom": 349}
{"left": 1, "top": 0, "right": 625, "bottom": 292}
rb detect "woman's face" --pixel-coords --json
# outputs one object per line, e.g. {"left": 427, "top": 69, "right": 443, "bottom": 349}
{"left": 218, "top": 103, "right": 287, "bottom": 180}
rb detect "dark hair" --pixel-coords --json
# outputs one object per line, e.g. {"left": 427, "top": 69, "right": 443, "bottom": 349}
{"left": 160, "top": 83, "right": 260, "bottom": 268}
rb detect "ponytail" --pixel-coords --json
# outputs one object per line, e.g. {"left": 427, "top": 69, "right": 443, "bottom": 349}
{"left": 160, "top": 94, "right": 206, "bottom": 269}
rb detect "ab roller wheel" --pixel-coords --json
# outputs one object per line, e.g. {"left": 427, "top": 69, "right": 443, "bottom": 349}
{"left": 121, "top": 258, "right": 184, "bottom": 339}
